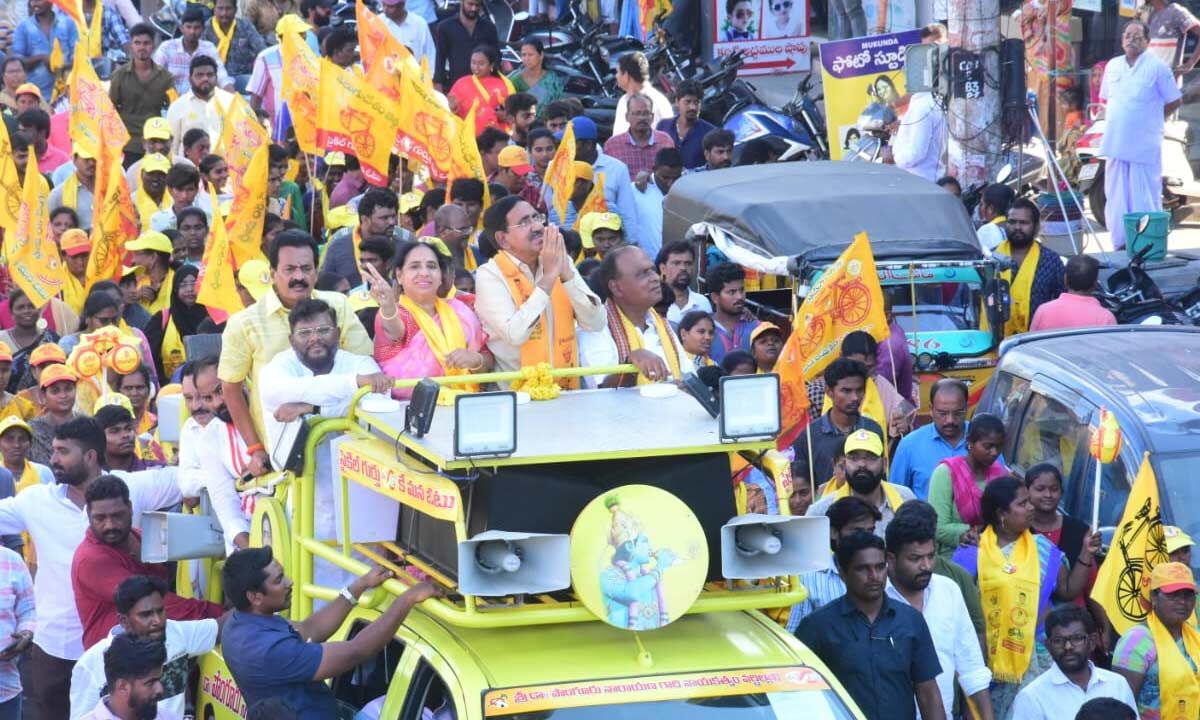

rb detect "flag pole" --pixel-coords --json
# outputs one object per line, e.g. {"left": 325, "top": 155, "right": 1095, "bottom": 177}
{"left": 1091, "top": 460, "right": 1102, "bottom": 531}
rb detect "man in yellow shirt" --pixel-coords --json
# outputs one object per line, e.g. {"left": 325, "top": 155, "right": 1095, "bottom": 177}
{"left": 218, "top": 230, "right": 372, "bottom": 476}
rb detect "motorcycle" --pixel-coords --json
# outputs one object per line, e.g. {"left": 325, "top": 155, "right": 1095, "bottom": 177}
{"left": 700, "top": 59, "right": 828, "bottom": 162}
{"left": 1098, "top": 215, "right": 1192, "bottom": 325}
{"left": 1076, "top": 117, "right": 1200, "bottom": 226}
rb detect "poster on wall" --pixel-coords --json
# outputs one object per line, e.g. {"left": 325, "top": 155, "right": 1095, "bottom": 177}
{"left": 818, "top": 29, "right": 922, "bottom": 160}
{"left": 712, "top": 0, "right": 812, "bottom": 74}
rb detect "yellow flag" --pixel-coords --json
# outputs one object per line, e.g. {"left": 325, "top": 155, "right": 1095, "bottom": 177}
{"left": 395, "top": 55, "right": 456, "bottom": 178}
{"left": 0, "top": 121, "right": 22, "bottom": 231}
{"left": 316, "top": 59, "right": 402, "bottom": 187}
{"left": 6, "top": 154, "right": 64, "bottom": 307}
{"left": 357, "top": 0, "right": 409, "bottom": 100}
{"left": 69, "top": 47, "right": 130, "bottom": 163}
{"left": 51, "top": 0, "right": 86, "bottom": 30}
{"left": 87, "top": 161, "right": 138, "bottom": 286}
{"left": 49, "top": 39, "right": 65, "bottom": 73}
{"left": 544, "top": 121, "right": 577, "bottom": 221}
{"left": 1091, "top": 453, "right": 1168, "bottom": 635}
{"left": 226, "top": 145, "right": 270, "bottom": 267}
{"left": 197, "top": 186, "right": 245, "bottom": 316}
{"left": 793, "top": 232, "right": 889, "bottom": 381}
{"left": 573, "top": 171, "right": 608, "bottom": 230}
{"left": 445, "top": 106, "right": 490, "bottom": 226}
{"left": 279, "top": 30, "right": 322, "bottom": 154}
{"left": 220, "top": 93, "right": 269, "bottom": 191}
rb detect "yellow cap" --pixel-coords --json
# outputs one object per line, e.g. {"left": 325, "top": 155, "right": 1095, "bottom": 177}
{"left": 39, "top": 363, "right": 77, "bottom": 389}
{"left": 579, "top": 211, "right": 621, "bottom": 249}
{"left": 126, "top": 231, "right": 173, "bottom": 255}
{"left": 1150, "top": 562, "right": 1197, "bottom": 593}
{"left": 843, "top": 428, "right": 884, "bottom": 456}
{"left": 275, "top": 14, "right": 312, "bottom": 37}
{"left": 94, "top": 392, "right": 134, "bottom": 415}
{"left": 1165, "top": 526, "right": 1195, "bottom": 554}
{"left": 399, "top": 191, "right": 424, "bottom": 214}
{"left": 326, "top": 205, "right": 359, "bottom": 232}
{"left": 749, "top": 322, "right": 782, "bottom": 346}
{"left": 141, "top": 153, "right": 171, "bottom": 174}
{"left": 572, "top": 161, "right": 594, "bottom": 182}
{"left": 0, "top": 342, "right": 12, "bottom": 363}
{"left": 120, "top": 264, "right": 145, "bottom": 279}
{"left": 30, "top": 344, "right": 66, "bottom": 367}
{"left": 60, "top": 228, "right": 92, "bottom": 256}
{"left": 324, "top": 151, "right": 346, "bottom": 167}
{"left": 0, "top": 416, "right": 31, "bottom": 439}
{"left": 237, "top": 258, "right": 271, "bottom": 302}
{"left": 143, "top": 117, "right": 172, "bottom": 141}
{"left": 498, "top": 146, "right": 533, "bottom": 174}
{"left": 347, "top": 289, "right": 379, "bottom": 312}
{"left": 417, "top": 235, "right": 452, "bottom": 257}
{"left": 73, "top": 145, "right": 96, "bottom": 160}
{"left": 14, "top": 83, "right": 41, "bottom": 100}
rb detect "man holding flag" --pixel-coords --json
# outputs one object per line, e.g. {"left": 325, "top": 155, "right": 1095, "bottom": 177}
{"left": 12, "top": 0, "right": 79, "bottom": 100}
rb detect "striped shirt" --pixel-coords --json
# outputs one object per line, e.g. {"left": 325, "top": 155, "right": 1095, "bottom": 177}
{"left": 0, "top": 547, "right": 34, "bottom": 702}
{"left": 786, "top": 565, "right": 843, "bottom": 633}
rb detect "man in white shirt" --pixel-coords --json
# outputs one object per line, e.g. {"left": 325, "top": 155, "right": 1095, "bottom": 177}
{"left": 1012, "top": 606, "right": 1137, "bottom": 719}
{"left": 975, "top": 183, "right": 1015, "bottom": 253}
{"left": 258, "top": 298, "right": 391, "bottom": 583}
{"left": 884, "top": 502, "right": 993, "bottom": 719}
{"left": 191, "top": 356, "right": 255, "bottom": 555}
{"left": 70, "top": 575, "right": 219, "bottom": 720}
{"left": 579, "top": 246, "right": 690, "bottom": 387}
{"left": 166, "top": 55, "right": 234, "bottom": 158}
{"left": 884, "top": 91, "right": 947, "bottom": 182}
{"left": 1100, "top": 20, "right": 1183, "bottom": 250}
{"left": 0, "top": 417, "right": 180, "bottom": 720}
{"left": 656, "top": 239, "right": 711, "bottom": 326}
{"left": 48, "top": 148, "right": 97, "bottom": 229}
{"left": 380, "top": 0, "right": 436, "bottom": 71}
{"left": 176, "top": 362, "right": 215, "bottom": 501}
{"left": 613, "top": 53, "right": 674, "bottom": 136}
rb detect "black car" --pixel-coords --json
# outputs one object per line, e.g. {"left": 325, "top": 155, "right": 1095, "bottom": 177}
{"left": 975, "top": 326, "right": 1200, "bottom": 546}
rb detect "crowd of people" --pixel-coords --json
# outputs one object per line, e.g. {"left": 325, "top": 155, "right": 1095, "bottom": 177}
{"left": 0, "top": 0, "right": 1190, "bottom": 717}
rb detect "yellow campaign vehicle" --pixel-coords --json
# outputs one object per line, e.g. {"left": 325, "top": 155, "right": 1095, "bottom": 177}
{"left": 155, "top": 367, "right": 866, "bottom": 720}
{"left": 663, "top": 163, "right": 1012, "bottom": 415}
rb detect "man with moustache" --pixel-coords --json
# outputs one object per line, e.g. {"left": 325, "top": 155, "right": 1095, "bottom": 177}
{"left": 258, "top": 299, "right": 391, "bottom": 590}
{"left": 176, "top": 362, "right": 214, "bottom": 500}
{"left": 792, "top": 359, "right": 885, "bottom": 489}
{"left": 996, "top": 197, "right": 1066, "bottom": 336}
{"left": 786, "top": 496, "right": 881, "bottom": 631}
{"left": 796, "top": 530, "right": 946, "bottom": 720}
{"left": 434, "top": 0, "right": 498, "bottom": 89}
{"left": 71, "top": 476, "right": 222, "bottom": 650}
{"left": 579, "top": 246, "right": 690, "bottom": 387}
{"left": 885, "top": 505, "right": 994, "bottom": 720}
{"left": 656, "top": 241, "right": 710, "bottom": 326}
{"left": 166, "top": 55, "right": 234, "bottom": 159}
{"left": 219, "top": 231, "right": 372, "bottom": 478}
{"left": 71, "top": 576, "right": 222, "bottom": 720}
{"left": 379, "top": 0, "right": 436, "bottom": 69}
{"left": 78, "top": 634, "right": 170, "bottom": 720}
{"left": 0, "top": 418, "right": 181, "bottom": 719}
{"left": 193, "top": 356, "right": 255, "bottom": 554}
{"left": 807, "top": 429, "right": 915, "bottom": 537}
{"left": 890, "top": 379, "right": 971, "bottom": 501}
{"left": 1013, "top": 606, "right": 1136, "bottom": 718}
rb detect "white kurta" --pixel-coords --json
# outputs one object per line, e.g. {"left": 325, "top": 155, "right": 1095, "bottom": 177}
{"left": 891, "top": 92, "right": 947, "bottom": 182}
{"left": 578, "top": 308, "right": 694, "bottom": 387}
{"left": 1100, "top": 51, "right": 1182, "bottom": 249}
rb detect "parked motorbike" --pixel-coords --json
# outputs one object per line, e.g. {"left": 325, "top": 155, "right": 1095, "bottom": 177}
{"left": 1098, "top": 215, "right": 1192, "bottom": 324}
{"left": 1076, "top": 118, "right": 1200, "bottom": 226}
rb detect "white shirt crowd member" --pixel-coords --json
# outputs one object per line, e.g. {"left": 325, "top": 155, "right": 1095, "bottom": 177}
{"left": 890, "top": 92, "right": 947, "bottom": 182}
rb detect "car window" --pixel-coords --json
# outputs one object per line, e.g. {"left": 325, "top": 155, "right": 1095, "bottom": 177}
{"left": 1013, "top": 392, "right": 1090, "bottom": 498}
{"left": 331, "top": 622, "right": 405, "bottom": 716}
{"left": 1073, "top": 450, "right": 1134, "bottom": 529}
{"left": 401, "top": 658, "right": 458, "bottom": 720}
{"left": 985, "top": 371, "right": 1030, "bottom": 457}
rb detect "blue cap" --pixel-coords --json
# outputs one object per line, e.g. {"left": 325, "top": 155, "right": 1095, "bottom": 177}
{"left": 554, "top": 116, "right": 597, "bottom": 142}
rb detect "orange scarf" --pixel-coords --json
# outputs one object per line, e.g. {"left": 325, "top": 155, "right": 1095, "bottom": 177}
{"left": 494, "top": 252, "right": 579, "bottom": 389}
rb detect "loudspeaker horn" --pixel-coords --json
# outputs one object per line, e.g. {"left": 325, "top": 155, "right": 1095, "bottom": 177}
{"left": 720, "top": 514, "right": 831, "bottom": 580}
{"left": 457, "top": 530, "right": 570, "bottom": 597}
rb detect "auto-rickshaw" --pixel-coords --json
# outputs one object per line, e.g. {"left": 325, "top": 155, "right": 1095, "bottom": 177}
{"left": 662, "top": 162, "right": 1010, "bottom": 414}
{"left": 150, "top": 367, "right": 865, "bottom": 719}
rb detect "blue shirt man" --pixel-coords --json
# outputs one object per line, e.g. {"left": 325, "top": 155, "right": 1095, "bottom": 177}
{"left": 13, "top": 3, "right": 79, "bottom": 100}
{"left": 553, "top": 117, "right": 645, "bottom": 252}
{"left": 889, "top": 380, "right": 969, "bottom": 500}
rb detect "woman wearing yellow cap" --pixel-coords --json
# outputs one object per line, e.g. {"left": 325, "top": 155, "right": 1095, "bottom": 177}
{"left": 0, "top": 343, "right": 34, "bottom": 422}
{"left": 0, "top": 415, "right": 53, "bottom": 572}
{"left": 13, "top": 343, "right": 66, "bottom": 416}
{"left": 28, "top": 363, "right": 81, "bottom": 464}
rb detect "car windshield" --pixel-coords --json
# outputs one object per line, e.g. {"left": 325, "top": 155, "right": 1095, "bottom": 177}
{"left": 1157, "top": 453, "right": 1200, "bottom": 575}
{"left": 496, "top": 690, "right": 857, "bottom": 719}
{"left": 889, "top": 282, "right": 983, "bottom": 333}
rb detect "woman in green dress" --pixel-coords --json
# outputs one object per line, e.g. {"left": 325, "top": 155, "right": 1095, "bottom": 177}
{"left": 508, "top": 39, "right": 565, "bottom": 114}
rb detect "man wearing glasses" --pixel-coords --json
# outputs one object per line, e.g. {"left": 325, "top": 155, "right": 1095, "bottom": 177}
{"left": 763, "top": 0, "right": 805, "bottom": 37}
{"left": 889, "top": 378, "right": 971, "bottom": 500}
{"left": 475, "top": 197, "right": 606, "bottom": 387}
{"left": 1012, "top": 606, "right": 1136, "bottom": 719}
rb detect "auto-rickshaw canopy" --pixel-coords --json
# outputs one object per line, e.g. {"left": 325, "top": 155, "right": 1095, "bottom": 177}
{"left": 663, "top": 162, "right": 984, "bottom": 266}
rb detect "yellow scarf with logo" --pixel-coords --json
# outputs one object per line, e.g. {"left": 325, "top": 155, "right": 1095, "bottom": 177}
{"left": 608, "top": 303, "right": 683, "bottom": 385}
{"left": 397, "top": 294, "right": 479, "bottom": 393}
{"left": 135, "top": 188, "right": 171, "bottom": 230}
{"left": 998, "top": 239, "right": 1040, "bottom": 336}
{"left": 160, "top": 312, "right": 187, "bottom": 378}
{"left": 1147, "top": 609, "right": 1200, "bottom": 718}
{"left": 822, "top": 377, "right": 889, "bottom": 453}
{"left": 825, "top": 479, "right": 907, "bottom": 512}
{"left": 210, "top": 17, "right": 234, "bottom": 62}
{"left": 978, "top": 526, "right": 1040, "bottom": 682}
{"left": 88, "top": 2, "right": 105, "bottom": 58}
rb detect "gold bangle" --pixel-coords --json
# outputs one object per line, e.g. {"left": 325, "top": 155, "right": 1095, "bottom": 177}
{"left": 469, "top": 354, "right": 486, "bottom": 371}
{"left": 379, "top": 304, "right": 398, "bottom": 321}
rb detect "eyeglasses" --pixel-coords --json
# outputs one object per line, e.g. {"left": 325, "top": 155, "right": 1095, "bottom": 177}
{"left": 294, "top": 325, "right": 337, "bottom": 341}
{"left": 771, "top": 1, "right": 792, "bottom": 9}
{"left": 1047, "top": 634, "right": 1090, "bottom": 649}
{"left": 734, "top": 9, "right": 753, "bottom": 17}
{"left": 448, "top": 225, "right": 474, "bottom": 235}
{"left": 931, "top": 409, "right": 967, "bottom": 421}
{"left": 508, "top": 213, "right": 546, "bottom": 231}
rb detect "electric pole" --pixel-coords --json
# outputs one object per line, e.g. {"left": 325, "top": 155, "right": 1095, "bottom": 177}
{"left": 946, "top": 0, "right": 1002, "bottom": 186}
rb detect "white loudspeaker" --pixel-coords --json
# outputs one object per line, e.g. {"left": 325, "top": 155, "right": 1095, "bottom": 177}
{"left": 157, "top": 394, "right": 182, "bottom": 443}
{"left": 140, "top": 511, "right": 227, "bottom": 562}
{"left": 720, "top": 514, "right": 832, "bottom": 580}
{"left": 457, "top": 530, "right": 571, "bottom": 597}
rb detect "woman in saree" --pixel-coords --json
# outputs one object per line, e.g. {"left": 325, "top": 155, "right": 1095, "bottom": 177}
{"left": 507, "top": 40, "right": 564, "bottom": 114}
{"left": 448, "top": 44, "right": 512, "bottom": 134}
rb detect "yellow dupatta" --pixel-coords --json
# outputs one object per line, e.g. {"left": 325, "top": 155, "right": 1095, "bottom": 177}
{"left": 160, "top": 312, "right": 187, "bottom": 378}
{"left": 998, "top": 239, "right": 1040, "bottom": 336}
{"left": 211, "top": 17, "right": 234, "bottom": 62}
{"left": 134, "top": 188, "right": 171, "bottom": 230}
{"left": 60, "top": 172, "right": 82, "bottom": 211}
{"left": 396, "top": 294, "right": 479, "bottom": 393}
{"left": 1147, "top": 610, "right": 1200, "bottom": 718}
{"left": 978, "top": 526, "right": 1040, "bottom": 682}
{"left": 87, "top": 1, "right": 104, "bottom": 58}
{"left": 825, "top": 480, "right": 907, "bottom": 512}
{"left": 822, "top": 377, "right": 889, "bottom": 452}
{"left": 493, "top": 251, "right": 579, "bottom": 388}
{"left": 614, "top": 305, "right": 682, "bottom": 383}
{"left": 61, "top": 271, "right": 87, "bottom": 314}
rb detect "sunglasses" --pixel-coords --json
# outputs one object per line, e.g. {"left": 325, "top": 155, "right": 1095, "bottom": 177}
{"left": 771, "top": 1, "right": 792, "bottom": 9}
{"left": 734, "top": 9, "right": 754, "bottom": 17}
